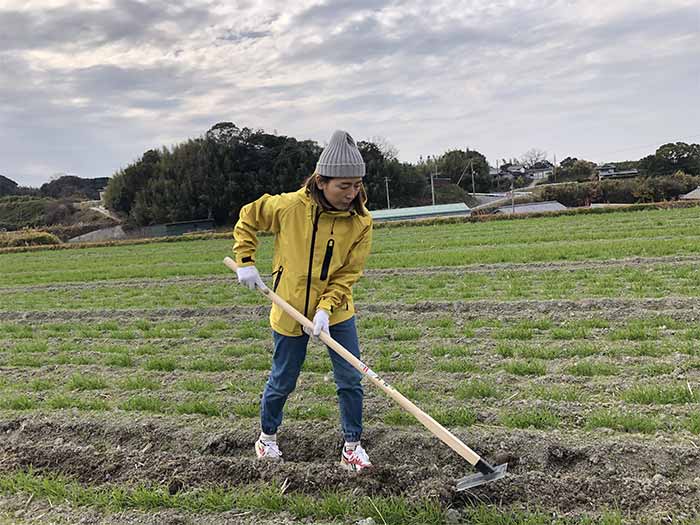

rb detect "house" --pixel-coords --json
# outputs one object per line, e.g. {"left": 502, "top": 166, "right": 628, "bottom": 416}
{"left": 494, "top": 200, "right": 567, "bottom": 215}
{"left": 596, "top": 164, "right": 639, "bottom": 179}
{"left": 528, "top": 168, "right": 553, "bottom": 180}
{"left": 527, "top": 161, "right": 554, "bottom": 180}
{"left": 506, "top": 165, "right": 526, "bottom": 175}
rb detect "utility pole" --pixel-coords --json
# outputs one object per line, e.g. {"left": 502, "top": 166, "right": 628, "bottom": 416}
{"left": 384, "top": 177, "right": 391, "bottom": 209}
{"left": 553, "top": 153, "right": 557, "bottom": 183}
{"left": 470, "top": 159, "right": 476, "bottom": 197}
{"left": 511, "top": 179, "right": 515, "bottom": 214}
{"left": 426, "top": 155, "right": 441, "bottom": 206}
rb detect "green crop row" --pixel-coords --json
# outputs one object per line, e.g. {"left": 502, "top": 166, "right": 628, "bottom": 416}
{"left": 4, "top": 205, "right": 700, "bottom": 286}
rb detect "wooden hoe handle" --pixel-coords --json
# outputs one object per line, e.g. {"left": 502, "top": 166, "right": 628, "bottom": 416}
{"left": 223, "top": 256, "right": 482, "bottom": 466}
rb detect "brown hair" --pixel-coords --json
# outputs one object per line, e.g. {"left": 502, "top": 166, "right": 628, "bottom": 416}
{"left": 302, "top": 174, "right": 368, "bottom": 216}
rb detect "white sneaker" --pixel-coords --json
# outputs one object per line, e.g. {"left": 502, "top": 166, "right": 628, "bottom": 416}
{"left": 340, "top": 444, "right": 372, "bottom": 472}
{"left": 255, "top": 439, "right": 282, "bottom": 460}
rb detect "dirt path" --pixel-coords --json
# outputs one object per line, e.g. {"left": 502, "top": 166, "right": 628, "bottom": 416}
{"left": 3, "top": 296, "right": 700, "bottom": 323}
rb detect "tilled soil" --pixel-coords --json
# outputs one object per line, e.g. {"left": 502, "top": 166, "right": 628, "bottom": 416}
{"left": 1, "top": 413, "right": 699, "bottom": 522}
{"left": 4, "top": 258, "right": 700, "bottom": 522}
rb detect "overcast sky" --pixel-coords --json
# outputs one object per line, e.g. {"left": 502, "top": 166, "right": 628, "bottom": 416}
{"left": 1, "top": 0, "right": 699, "bottom": 187}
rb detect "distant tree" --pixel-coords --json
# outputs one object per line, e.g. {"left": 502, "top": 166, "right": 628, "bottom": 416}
{"left": 438, "top": 149, "right": 491, "bottom": 193}
{"left": 368, "top": 136, "right": 399, "bottom": 161}
{"left": 570, "top": 160, "right": 597, "bottom": 180}
{"left": 549, "top": 158, "right": 596, "bottom": 182}
{"left": 639, "top": 142, "right": 700, "bottom": 177}
{"left": 205, "top": 122, "right": 240, "bottom": 144}
{"left": 104, "top": 149, "right": 162, "bottom": 215}
{"left": 40, "top": 176, "right": 109, "bottom": 200}
{"left": 520, "top": 148, "right": 548, "bottom": 168}
{"left": 559, "top": 157, "right": 578, "bottom": 169}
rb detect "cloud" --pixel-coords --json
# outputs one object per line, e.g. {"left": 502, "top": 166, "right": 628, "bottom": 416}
{"left": 1, "top": 0, "right": 698, "bottom": 185}
{"left": 0, "top": 0, "right": 212, "bottom": 51}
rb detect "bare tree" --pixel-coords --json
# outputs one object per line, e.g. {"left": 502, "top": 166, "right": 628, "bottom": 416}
{"left": 369, "top": 136, "right": 399, "bottom": 161}
{"left": 520, "top": 148, "right": 548, "bottom": 168}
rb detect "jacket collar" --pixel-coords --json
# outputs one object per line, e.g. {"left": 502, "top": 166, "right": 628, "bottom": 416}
{"left": 296, "top": 188, "right": 357, "bottom": 219}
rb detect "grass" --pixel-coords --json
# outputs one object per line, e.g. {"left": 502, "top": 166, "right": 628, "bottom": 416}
{"left": 189, "top": 358, "right": 230, "bottom": 372}
{"left": 551, "top": 326, "right": 590, "bottom": 340}
{"left": 526, "top": 385, "right": 588, "bottom": 402}
{"left": 0, "top": 469, "right": 450, "bottom": 524}
{"left": 11, "top": 341, "right": 49, "bottom": 353}
{"left": 431, "top": 406, "right": 477, "bottom": 427}
{"left": 455, "top": 380, "right": 500, "bottom": 400}
{"left": 46, "top": 395, "right": 110, "bottom": 411}
{"left": 119, "top": 376, "right": 161, "bottom": 391}
{"left": 105, "top": 353, "right": 133, "bottom": 367}
{"left": 500, "top": 408, "right": 560, "bottom": 429}
{"left": 430, "top": 344, "right": 470, "bottom": 357}
{"left": 0, "top": 394, "right": 37, "bottom": 410}
{"left": 586, "top": 410, "right": 661, "bottom": 434}
{"left": 286, "top": 404, "right": 333, "bottom": 421}
{"left": 376, "top": 355, "right": 416, "bottom": 373}
{"left": 7, "top": 260, "right": 700, "bottom": 310}
{"left": 27, "top": 378, "right": 55, "bottom": 391}
{"left": 494, "top": 327, "right": 533, "bottom": 340}
{"left": 383, "top": 409, "right": 416, "bottom": 426}
{"left": 66, "top": 373, "right": 108, "bottom": 391}
{"left": 235, "top": 321, "right": 268, "bottom": 340}
{"left": 180, "top": 378, "right": 216, "bottom": 393}
{"left": 686, "top": 413, "right": 700, "bottom": 434}
{"left": 565, "top": 361, "right": 619, "bottom": 377}
{"left": 120, "top": 396, "right": 167, "bottom": 413}
{"left": 241, "top": 355, "right": 273, "bottom": 371}
{"left": 622, "top": 384, "right": 696, "bottom": 404}
{"left": 7, "top": 355, "right": 43, "bottom": 367}
{"left": 232, "top": 402, "right": 259, "bottom": 418}
{"left": 175, "top": 399, "right": 221, "bottom": 417}
{"left": 143, "top": 357, "right": 179, "bottom": 372}
{"left": 390, "top": 327, "right": 422, "bottom": 341}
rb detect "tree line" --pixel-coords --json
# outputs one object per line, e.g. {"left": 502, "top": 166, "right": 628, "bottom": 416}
{"left": 103, "top": 122, "right": 495, "bottom": 227}
{"left": 4, "top": 122, "right": 698, "bottom": 228}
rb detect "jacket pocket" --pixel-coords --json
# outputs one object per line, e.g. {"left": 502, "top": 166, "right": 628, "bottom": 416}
{"left": 272, "top": 266, "right": 284, "bottom": 291}
{"left": 320, "top": 239, "right": 334, "bottom": 281}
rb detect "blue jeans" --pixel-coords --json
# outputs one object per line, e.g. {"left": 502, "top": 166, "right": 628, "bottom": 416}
{"left": 260, "top": 316, "right": 363, "bottom": 442}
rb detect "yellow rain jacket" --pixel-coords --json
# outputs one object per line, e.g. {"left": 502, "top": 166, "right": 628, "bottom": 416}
{"left": 233, "top": 188, "right": 373, "bottom": 336}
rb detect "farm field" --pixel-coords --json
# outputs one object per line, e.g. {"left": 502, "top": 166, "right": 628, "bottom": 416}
{"left": 1, "top": 206, "right": 700, "bottom": 524}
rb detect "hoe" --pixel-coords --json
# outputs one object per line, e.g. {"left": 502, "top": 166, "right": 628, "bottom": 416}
{"left": 224, "top": 257, "right": 507, "bottom": 490}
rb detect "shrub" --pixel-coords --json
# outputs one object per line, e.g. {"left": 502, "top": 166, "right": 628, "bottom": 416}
{"left": 0, "top": 229, "right": 61, "bottom": 247}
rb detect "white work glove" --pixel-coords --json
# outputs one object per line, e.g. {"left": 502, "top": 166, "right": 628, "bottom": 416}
{"left": 236, "top": 265, "right": 267, "bottom": 291}
{"left": 312, "top": 309, "right": 330, "bottom": 337}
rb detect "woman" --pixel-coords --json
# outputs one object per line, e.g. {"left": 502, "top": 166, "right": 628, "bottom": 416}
{"left": 233, "top": 130, "right": 373, "bottom": 472}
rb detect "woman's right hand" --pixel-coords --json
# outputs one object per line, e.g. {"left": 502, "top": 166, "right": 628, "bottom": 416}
{"left": 236, "top": 265, "right": 268, "bottom": 291}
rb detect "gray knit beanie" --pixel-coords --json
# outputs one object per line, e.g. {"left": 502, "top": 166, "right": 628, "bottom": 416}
{"left": 315, "top": 130, "right": 365, "bottom": 178}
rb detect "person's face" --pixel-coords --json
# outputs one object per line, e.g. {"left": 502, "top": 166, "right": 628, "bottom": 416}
{"left": 317, "top": 176, "right": 363, "bottom": 210}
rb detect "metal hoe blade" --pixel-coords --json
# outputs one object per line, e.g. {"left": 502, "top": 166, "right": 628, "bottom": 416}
{"left": 455, "top": 462, "right": 508, "bottom": 491}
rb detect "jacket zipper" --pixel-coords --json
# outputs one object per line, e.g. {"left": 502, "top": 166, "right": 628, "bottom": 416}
{"left": 320, "top": 239, "right": 334, "bottom": 281}
{"left": 303, "top": 209, "right": 321, "bottom": 318}
{"left": 272, "top": 266, "right": 284, "bottom": 292}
